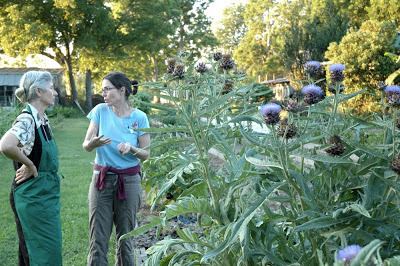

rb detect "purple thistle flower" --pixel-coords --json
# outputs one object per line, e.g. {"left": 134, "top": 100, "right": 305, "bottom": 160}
{"left": 384, "top": 85, "right": 400, "bottom": 106}
{"left": 304, "top": 61, "right": 323, "bottom": 79}
{"left": 329, "top": 63, "right": 345, "bottom": 83}
{"left": 384, "top": 85, "right": 400, "bottom": 94}
{"left": 301, "top": 84, "right": 324, "bottom": 105}
{"left": 260, "top": 103, "right": 281, "bottom": 125}
{"left": 336, "top": 245, "right": 362, "bottom": 262}
{"left": 329, "top": 64, "right": 345, "bottom": 72}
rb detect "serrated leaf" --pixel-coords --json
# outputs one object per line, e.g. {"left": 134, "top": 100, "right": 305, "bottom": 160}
{"left": 245, "top": 153, "right": 283, "bottom": 169}
{"left": 294, "top": 215, "right": 355, "bottom": 232}
{"left": 384, "top": 255, "right": 400, "bottom": 265}
{"left": 291, "top": 152, "right": 355, "bottom": 164}
{"left": 202, "top": 182, "right": 284, "bottom": 262}
{"left": 343, "top": 204, "right": 371, "bottom": 218}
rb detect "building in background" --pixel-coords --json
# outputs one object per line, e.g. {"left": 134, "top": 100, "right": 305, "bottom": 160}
{"left": 0, "top": 67, "right": 64, "bottom": 107}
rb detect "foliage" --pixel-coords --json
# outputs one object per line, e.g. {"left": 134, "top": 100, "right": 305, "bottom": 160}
{"left": 230, "top": 0, "right": 349, "bottom": 78}
{"left": 168, "top": 0, "right": 217, "bottom": 59}
{"left": 215, "top": 4, "right": 247, "bottom": 52}
{"left": 76, "top": 0, "right": 177, "bottom": 85}
{"left": 232, "top": 0, "right": 277, "bottom": 77}
{"left": 120, "top": 55, "right": 400, "bottom": 265}
{"left": 366, "top": 0, "right": 400, "bottom": 26}
{"left": 47, "top": 106, "right": 84, "bottom": 126}
{"left": 0, "top": 106, "right": 22, "bottom": 136}
{"left": 0, "top": 0, "right": 116, "bottom": 101}
{"left": 132, "top": 90, "right": 153, "bottom": 115}
{"left": 325, "top": 20, "right": 399, "bottom": 113}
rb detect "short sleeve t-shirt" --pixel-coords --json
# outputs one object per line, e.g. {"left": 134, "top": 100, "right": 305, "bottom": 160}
{"left": 7, "top": 104, "right": 50, "bottom": 156}
{"left": 87, "top": 103, "right": 149, "bottom": 169}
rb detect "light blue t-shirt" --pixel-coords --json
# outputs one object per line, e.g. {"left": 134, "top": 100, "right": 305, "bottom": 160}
{"left": 87, "top": 103, "right": 149, "bottom": 169}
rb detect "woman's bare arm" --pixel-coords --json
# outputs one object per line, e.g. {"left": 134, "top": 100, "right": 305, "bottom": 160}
{"left": 82, "top": 121, "right": 111, "bottom": 152}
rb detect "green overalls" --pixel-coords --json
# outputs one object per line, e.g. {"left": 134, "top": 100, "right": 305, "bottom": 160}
{"left": 10, "top": 105, "right": 62, "bottom": 265}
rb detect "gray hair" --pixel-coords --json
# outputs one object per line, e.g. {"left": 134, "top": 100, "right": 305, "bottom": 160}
{"left": 15, "top": 71, "right": 53, "bottom": 103}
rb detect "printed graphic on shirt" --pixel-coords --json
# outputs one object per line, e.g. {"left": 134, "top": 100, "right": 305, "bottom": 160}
{"left": 9, "top": 114, "right": 35, "bottom": 156}
{"left": 128, "top": 121, "right": 138, "bottom": 133}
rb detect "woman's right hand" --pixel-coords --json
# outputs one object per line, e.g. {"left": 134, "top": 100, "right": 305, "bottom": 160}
{"left": 90, "top": 135, "right": 111, "bottom": 149}
{"left": 15, "top": 163, "right": 38, "bottom": 184}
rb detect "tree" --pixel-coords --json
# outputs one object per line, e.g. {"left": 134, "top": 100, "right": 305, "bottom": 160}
{"left": 367, "top": 0, "right": 400, "bottom": 26}
{"left": 77, "top": 0, "right": 217, "bottom": 90}
{"left": 325, "top": 20, "right": 399, "bottom": 113}
{"left": 0, "top": 0, "right": 116, "bottom": 104}
{"left": 215, "top": 4, "right": 247, "bottom": 52}
{"left": 278, "top": 0, "right": 348, "bottom": 72}
{"left": 342, "top": 0, "right": 370, "bottom": 28}
{"left": 233, "top": 0, "right": 276, "bottom": 77}
{"left": 233, "top": 0, "right": 349, "bottom": 79}
{"left": 169, "top": 0, "right": 217, "bottom": 59}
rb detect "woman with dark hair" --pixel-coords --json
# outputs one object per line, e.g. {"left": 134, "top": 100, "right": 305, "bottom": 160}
{"left": 82, "top": 71, "right": 150, "bottom": 265}
{"left": 0, "top": 70, "right": 61, "bottom": 265}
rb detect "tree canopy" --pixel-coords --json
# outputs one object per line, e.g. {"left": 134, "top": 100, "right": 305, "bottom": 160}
{"left": 0, "top": 0, "right": 116, "bottom": 101}
{"left": 325, "top": 20, "right": 399, "bottom": 113}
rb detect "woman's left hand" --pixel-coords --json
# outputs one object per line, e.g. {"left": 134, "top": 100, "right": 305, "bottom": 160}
{"left": 15, "top": 164, "right": 38, "bottom": 184}
{"left": 117, "top": 142, "right": 132, "bottom": 155}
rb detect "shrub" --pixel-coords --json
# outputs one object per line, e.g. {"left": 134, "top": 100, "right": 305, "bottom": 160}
{"left": 0, "top": 106, "right": 22, "bottom": 136}
{"left": 325, "top": 20, "right": 399, "bottom": 113}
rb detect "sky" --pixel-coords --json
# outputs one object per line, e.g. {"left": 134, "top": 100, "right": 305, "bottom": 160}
{"left": 206, "top": 0, "right": 248, "bottom": 30}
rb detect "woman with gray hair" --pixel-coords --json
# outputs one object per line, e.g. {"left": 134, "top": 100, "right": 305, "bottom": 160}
{"left": 0, "top": 70, "right": 62, "bottom": 265}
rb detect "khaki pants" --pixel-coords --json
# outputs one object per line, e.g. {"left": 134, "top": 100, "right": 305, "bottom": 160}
{"left": 87, "top": 173, "right": 142, "bottom": 266}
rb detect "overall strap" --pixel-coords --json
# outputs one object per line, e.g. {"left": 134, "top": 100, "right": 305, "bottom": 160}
{"left": 13, "top": 109, "right": 42, "bottom": 171}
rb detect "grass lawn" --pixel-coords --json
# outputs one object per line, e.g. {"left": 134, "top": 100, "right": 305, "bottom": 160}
{"left": 0, "top": 117, "right": 119, "bottom": 265}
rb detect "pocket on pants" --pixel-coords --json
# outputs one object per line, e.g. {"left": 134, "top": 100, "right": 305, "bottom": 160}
{"left": 88, "top": 172, "right": 100, "bottom": 203}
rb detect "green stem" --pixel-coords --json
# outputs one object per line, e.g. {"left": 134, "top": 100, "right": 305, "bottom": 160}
{"left": 184, "top": 110, "right": 220, "bottom": 222}
{"left": 326, "top": 84, "right": 339, "bottom": 134}
{"left": 271, "top": 126, "right": 303, "bottom": 213}
{"left": 392, "top": 109, "right": 397, "bottom": 157}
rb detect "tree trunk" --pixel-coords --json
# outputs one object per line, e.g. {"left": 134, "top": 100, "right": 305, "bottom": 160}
{"left": 54, "top": 87, "right": 66, "bottom": 106}
{"left": 152, "top": 55, "right": 161, "bottom": 103}
{"left": 64, "top": 55, "right": 78, "bottom": 102}
{"left": 85, "top": 69, "right": 93, "bottom": 111}
{"left": 64, "top": 52, "right": 85, "bottom": 114}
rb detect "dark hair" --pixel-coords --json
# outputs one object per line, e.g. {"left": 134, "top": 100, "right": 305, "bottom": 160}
{"left": 104, "top": 71, "right": 138, "bottom": 99}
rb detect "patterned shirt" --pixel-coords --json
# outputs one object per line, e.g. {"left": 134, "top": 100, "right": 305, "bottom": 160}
{"left": 7, "top": 104, "right": 50, "bottom": 156}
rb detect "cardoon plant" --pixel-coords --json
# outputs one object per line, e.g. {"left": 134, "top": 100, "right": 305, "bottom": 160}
{"left": 336, "top": 245, "right": 362, "bottom": 264}
{"left": 391, "top": 154, "right": 400, "bottom": 174}
{"left": 304, "top": 60, "right": 323, "bottom": 80}
{"left": 301, "top": 84, "right": 324, "bottom": 105}
{"left": 122, "top": 51, "right": 279, "bottom": 265}
{"left": 260, "top": 102, "right": 281, "bottom": 125}
{"left": 384, "top": 85, "right": 400, "bottom": 106}
{"left": 195, "top": 61, "right": 208, "bottom": 74}
{"left": 172, "top": 63, "right": 185, "bottom": 79}
{"left": 329, "top": 63, "right": 345, "bottom": 83}
{"left": 277, "top": 118, "right": 297, "bottom": 139}
{"left": 121, "top": 51, "right": 400, "bottom": 266}
{"left": 219, "top": 54, "right": 235, "bottom": 70}
{"left": 213, "top": 51, "right": 222, "bottom": 61}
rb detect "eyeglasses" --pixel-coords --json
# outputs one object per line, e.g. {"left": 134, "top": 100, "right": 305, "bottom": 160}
{"left": 102, "top": 86, "right": 117, "bottom": 93}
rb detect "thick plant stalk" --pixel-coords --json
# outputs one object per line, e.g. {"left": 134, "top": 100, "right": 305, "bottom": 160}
{"left": 183, "top": 91, "right": 221, "bottom": 223}
{"left": 326, "top": 84, "right": 340, "bottom": 134}
{"left": 392, "top": 109, "right": 397, "bottom": 157}
{"left": 271, "top": 126, "right": 303, "bottom": 213}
